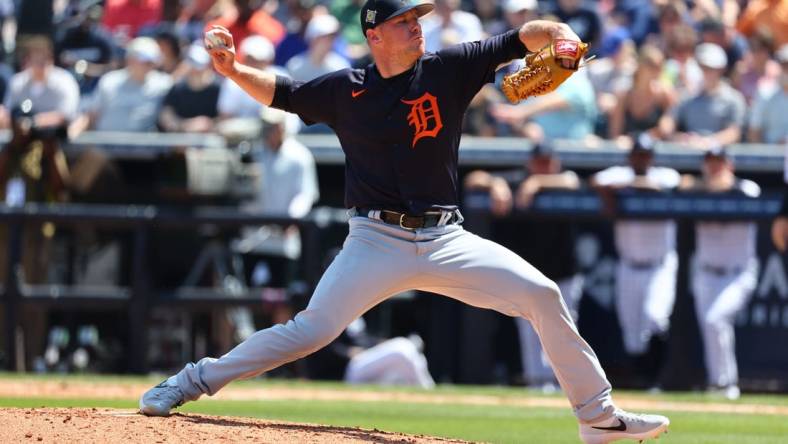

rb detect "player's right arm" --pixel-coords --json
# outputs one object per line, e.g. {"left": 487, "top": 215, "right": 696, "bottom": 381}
{"left": 204, "top": 26, "right": 277, "bottom": 106}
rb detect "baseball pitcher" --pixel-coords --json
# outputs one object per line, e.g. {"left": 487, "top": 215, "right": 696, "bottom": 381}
{"left": 140, "top": 1, "right": 669, "bottom": 442}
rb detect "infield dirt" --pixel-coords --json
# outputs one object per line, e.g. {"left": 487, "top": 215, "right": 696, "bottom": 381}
{"left": 0, "top": 407, "right": 470, "bottom": 443}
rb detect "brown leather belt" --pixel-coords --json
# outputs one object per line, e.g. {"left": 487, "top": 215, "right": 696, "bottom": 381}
{"left": 355, "top": 207, "right": 461, "bottom": 230}
{"left": 623, "top": 258, "right": 663, "bottom": 270}
{"left": 701, "top": 264, "right": 743, "bottom": 276}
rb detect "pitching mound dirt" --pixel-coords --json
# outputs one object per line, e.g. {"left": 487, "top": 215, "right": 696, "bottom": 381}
{"left": 0, "top": 408, "right": 470, "bottom": 443}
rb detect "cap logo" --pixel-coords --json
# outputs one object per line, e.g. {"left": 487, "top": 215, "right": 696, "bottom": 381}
{"left": 365, "top": 10, "right": 377, "bottom": 24}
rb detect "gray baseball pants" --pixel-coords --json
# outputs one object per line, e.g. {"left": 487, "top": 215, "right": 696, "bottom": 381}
{"left": 176, "top": 216, "right": 614, "bottom": 423}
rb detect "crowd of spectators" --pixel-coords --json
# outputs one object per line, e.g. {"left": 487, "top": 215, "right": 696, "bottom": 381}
{"left": 0, "top": 0, "right": 783, "bottom": 146}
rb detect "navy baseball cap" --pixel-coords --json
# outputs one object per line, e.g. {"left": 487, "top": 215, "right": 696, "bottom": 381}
{"left": 530, "top": 141, "right": 556, "bottom": 158}
{"left": 704, "top": 144, "right": 729, "bottom": 159}
{"left": 360, "top": 0, "right": 434, "bottom": 35}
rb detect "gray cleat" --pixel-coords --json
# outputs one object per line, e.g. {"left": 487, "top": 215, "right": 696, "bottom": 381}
{"left": 139, "top": 376, "right": 185, "bottom": 416}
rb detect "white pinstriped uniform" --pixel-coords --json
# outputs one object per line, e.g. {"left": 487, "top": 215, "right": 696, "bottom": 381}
{"left": 692, "top": 179, "right": 760, "bottom": 388}
{"left": 593, "top": 165, "right": 681, "bottom": 355}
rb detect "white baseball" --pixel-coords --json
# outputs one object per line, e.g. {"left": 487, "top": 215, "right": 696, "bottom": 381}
{"left": 205, "top": 31, "right": 226, "bottom": 49}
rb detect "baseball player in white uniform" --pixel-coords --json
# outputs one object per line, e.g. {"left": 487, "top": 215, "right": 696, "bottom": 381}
{"left": 680, "top": 147, "right": 760, "bottom": 400}
{"left": 591, "top": 134, "right": 680, "bottom": 385}
{"left": 141, "top": 4, "right": 670, "bottom": 442}
{"left": 342, "top": 318, "right": 435, "bottom": 388}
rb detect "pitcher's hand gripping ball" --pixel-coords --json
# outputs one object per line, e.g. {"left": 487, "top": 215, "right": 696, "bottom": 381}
{"left": 501, "top": 39, "right": 590, "bottom": 103}
{"left": 204, "top": 29, "right": 228, "bottom": 49}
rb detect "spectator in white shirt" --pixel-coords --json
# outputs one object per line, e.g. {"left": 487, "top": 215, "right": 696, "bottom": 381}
{"left": 748, "top": 44, "right": 788, "bottom": 144}
{"left": 70, "top": 36, "right": 172, "bottom": 134}
{"left": 420, "top": 0, "right": 483, "bottom": 52}
{"left": 285, "top": 14, "right": 350, "bottom": 82}
{"left": 3, "top": 36, "right": 80, "bottom": 131}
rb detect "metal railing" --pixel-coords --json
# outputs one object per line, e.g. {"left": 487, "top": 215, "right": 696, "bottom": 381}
{"left": 0, "top": 203, "right": 337, "bottom": 373}
{"left": 0, "top": 129, "right": 781, "bottom": 171}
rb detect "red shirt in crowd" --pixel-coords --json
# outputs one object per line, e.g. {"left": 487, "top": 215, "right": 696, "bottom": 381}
{"left": 102, "top": 0, "right": 163, "bottom": 41}
{"left": 207, "top": 8, "right": 285, "bottom": 48}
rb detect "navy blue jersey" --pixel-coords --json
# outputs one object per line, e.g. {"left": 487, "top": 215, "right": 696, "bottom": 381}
{"left": 272, "top": 29, "right": 527, "bottom": 214}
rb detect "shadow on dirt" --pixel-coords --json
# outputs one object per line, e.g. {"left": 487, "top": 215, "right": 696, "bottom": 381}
{"left": 173, "top": 413, "right": 465, "bottom": 443}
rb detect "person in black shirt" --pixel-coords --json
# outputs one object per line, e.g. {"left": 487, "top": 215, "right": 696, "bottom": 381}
{"left": 54, "top": 1, "right": 118, "bottom": 94}
{"left": 140, "top": 1, "right": 669, "bottom": 441}
{"left": 158, "top": 44, "right": 221, "bottom": 133}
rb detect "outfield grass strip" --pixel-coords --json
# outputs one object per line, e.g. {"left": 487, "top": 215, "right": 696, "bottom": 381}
{"left": 1, "top": 379, "right": 787, "bottom": 417}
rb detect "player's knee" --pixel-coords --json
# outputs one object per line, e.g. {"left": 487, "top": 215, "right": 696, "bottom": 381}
{"left": 291, "top": 310, "right": 345, "bottom": 352}
{"left": 516, "top": 280, "right": 563, "bottom": 316}
{"left": 533, "top": 280, "right": 563, "bottom": 306}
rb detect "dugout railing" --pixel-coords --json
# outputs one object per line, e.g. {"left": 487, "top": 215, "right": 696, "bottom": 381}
{"left": 0, "top": 203, "right": 335, "bottom": 373}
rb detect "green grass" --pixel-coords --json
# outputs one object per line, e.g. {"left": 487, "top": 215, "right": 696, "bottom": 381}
{"left": 1, "top": 374, "right": 787, "bottom": 443}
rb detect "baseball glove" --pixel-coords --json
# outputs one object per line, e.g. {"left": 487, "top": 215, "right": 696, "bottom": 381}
{"left": 501, "top": 39, "right": 590, "bottom": 104}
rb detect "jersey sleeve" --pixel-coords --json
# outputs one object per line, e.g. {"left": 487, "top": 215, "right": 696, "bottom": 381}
{"left": 271, "top": 71, "right": 346, "bottom": 126}
{"left": 436, "top": 29, "right": 528, "bottom": 106}
{"left": 658, "top": 168, "right": 681, "bottom": 189}
{"left": 592, "top": 166, "right": 628, "bottom": 186}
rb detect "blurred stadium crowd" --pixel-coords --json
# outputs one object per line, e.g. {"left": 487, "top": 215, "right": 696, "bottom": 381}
{"left": 0, "top": 0, "right": 785, "bottom": 144}
{"left": 0, "top": 0, "right": 787, "bottom": 398}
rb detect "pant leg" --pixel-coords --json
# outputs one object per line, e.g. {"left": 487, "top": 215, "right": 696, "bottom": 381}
{"left": 516, "top": 275, "right": 583, "bottom": 385}
{"left": 695, "top": 260, "right": 758, "bottom": 387}
{"left": 643, "top": 251, "right": 678, "bottom": 339}
{"left": 692, "top": 268, "right": 719, "bottom": 386}
{"left": 616, "top": 263, "right": 647, "bottom": 355}
{"left": 416, "top": 227, "right": 613, "bottom": 423}
{"left": 176, "top": 218, "right": 420, "bottom": 400}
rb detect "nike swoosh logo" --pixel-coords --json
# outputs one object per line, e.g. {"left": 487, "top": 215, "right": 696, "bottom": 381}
{"left": 591, "top": 419, "right": 627, "bottom": 432}
{"left": 351, "top": 89, "right": 367, "bottom": 98}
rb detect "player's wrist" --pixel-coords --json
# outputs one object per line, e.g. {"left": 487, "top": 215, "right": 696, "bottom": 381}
{"left": 551, "top": 23, "right": 576, "bottom": 41}
{"left": 226, "top": 62, "right": 242, "bottom": 80}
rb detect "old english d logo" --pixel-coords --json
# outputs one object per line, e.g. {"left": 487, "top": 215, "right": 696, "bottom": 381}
{"left": 401, "top": 92, "right": 443, "bottom": 148}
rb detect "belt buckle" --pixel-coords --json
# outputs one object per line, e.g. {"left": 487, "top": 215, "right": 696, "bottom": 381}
{"left": 399, "top": 213, "right": 410, "bottom": 230}
{"left": 399, "top": 213, "right": 419, "bottom": 230}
